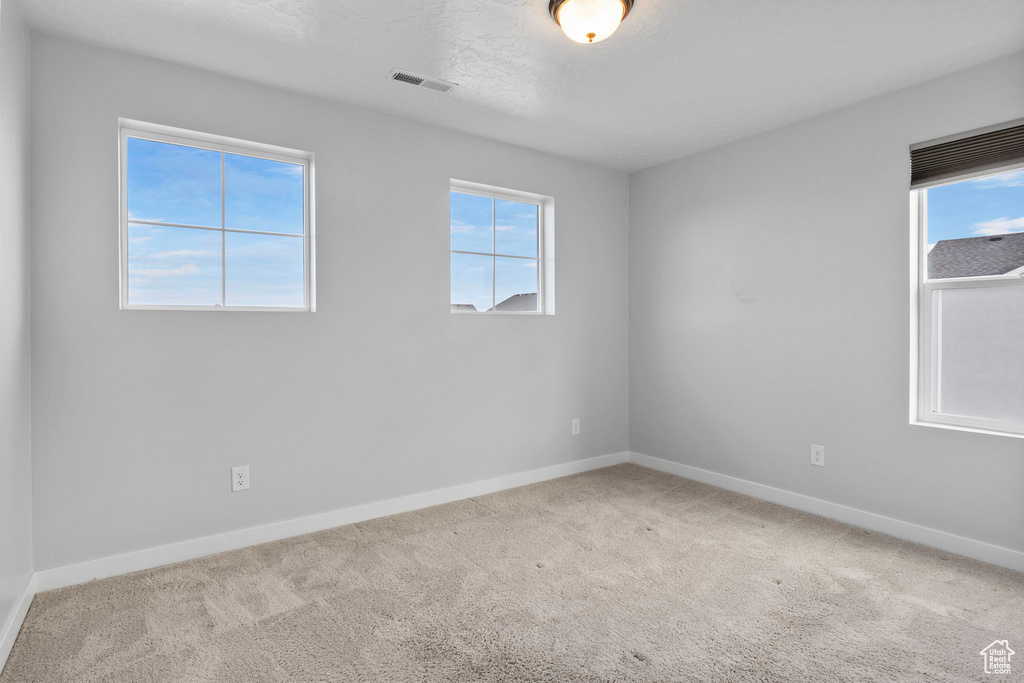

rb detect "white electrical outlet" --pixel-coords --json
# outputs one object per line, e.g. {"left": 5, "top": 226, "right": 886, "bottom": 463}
{"left": 571, "top": 418, "right": 581, "bottom": 436}
{"left": 810, "top": 444, "right": 825, "bottom": 467}
{"left": 231, "top": 466, "right": 250, "bottom": 492}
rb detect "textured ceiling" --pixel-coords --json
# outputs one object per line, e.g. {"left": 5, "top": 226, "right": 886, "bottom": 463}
{"left": 18, "top": 0, "right": 1024, "bottom": 171}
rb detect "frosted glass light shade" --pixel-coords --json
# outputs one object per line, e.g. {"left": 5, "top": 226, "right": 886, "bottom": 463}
{"left": 552, "top": 0, "right": 632, "bottom": 44}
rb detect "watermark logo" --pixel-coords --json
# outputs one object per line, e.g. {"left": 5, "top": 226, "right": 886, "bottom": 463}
{"left": 980, "top": 640, "right": 1014, "bottom": 675}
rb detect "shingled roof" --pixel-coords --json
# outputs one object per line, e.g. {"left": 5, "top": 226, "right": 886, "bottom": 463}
{"left": 928, "top": 232, "right": 1024, "bottom": 278}
{"left": 491, "top": 293, "right": 537, "bottom": 312}
{"left": 450, "top": 294, "right": 538, "bottom": 313}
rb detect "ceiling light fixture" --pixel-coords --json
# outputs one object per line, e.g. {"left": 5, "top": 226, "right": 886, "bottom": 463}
{"left": 549, "top": 0, "right": 634, "bottom": 44}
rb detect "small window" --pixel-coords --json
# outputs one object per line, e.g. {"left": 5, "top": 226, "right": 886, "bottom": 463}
{"left": 912, "top": 120, "right": 1024, "bottom": 435}
{"left": 119, "top": 121, "right": 313, "bottom": 310}
{"left": 450, "top": 182, "right": 552, "bottom": 314}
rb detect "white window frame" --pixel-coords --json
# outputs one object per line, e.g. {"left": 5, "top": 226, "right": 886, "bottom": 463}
{"left": 119, "top": 119, "right": 315, "bottom": 312}
{"left": 449, "top": 179, "right": 555, "bottom": 315}
{"left": 910, "top": 160, "right": 1024, "bottom": 438}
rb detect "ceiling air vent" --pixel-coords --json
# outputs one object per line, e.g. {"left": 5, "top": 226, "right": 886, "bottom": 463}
{"left": 389, "top": 69, "right": 457, "bottom": 94}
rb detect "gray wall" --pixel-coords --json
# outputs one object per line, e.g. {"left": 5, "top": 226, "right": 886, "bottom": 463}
{"left": 30, "top": 35, "right": 630, "bottom": 570}
{"left": 0, "top": 0, "right": 33, "bottom": 632}
{"left": 629, "top": 51, "right": 1024, "bottom": 553}
{"left": 25, "top": 31, "right": 1024, "bottom": 574}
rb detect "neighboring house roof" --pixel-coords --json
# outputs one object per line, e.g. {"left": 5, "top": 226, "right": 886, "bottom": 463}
{"left": 451, "top": 303, "right": 478, "bottom": 312}
{"left": 929, "top": 232, "right": 1024, "bottom": 278}
{"left": 491, "top": 293, "right": 537, "bottom": 312}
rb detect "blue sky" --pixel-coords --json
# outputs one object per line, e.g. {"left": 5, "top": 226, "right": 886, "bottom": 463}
{"left": 450, "top": 191, "right": 539, "bottom": 311}
{"left": 926, "top": 169, "right": 1024, "bottom": 246}
{"left": 126, "top": 137, "right": 305, "bottom": 307}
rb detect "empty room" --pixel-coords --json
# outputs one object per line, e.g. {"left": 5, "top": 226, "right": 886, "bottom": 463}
{"left": 1, "top": 0, "right": 1023, "bottom": 680}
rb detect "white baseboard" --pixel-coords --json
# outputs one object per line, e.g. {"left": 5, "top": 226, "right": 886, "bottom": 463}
{"left": 22, "top": 445, "right": 1018, "bottom": 657}
{"left": 34, "top": 452, "right": 630, "bottom": 593}
{"left": 0, "top": 574, "right": 36, "bottom": 673}
{"left": 628, "top": 451, "right": 1024, "bottom": 573}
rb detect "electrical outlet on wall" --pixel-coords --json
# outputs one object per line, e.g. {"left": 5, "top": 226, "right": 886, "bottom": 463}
{"left": 232, "top": 466, "right": 250, "bottom": 492}
{"left": 810, "top": 444, "right": 825, "bottom": 467}
{"left": 571, "top": 418, "right": 581, "bottom": 436}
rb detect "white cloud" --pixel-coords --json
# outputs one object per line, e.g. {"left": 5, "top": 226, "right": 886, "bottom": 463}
{"left": 127, "top": 211, "right": 166, "bottom": 223}
{"left": 971, "top": 170, "right": 1024, "bottom": 188}
{"left": 149, "top": 249, "right": 218, "bottom": 259}
{"left": 495, "top": 223, "right": 538, "bottom": 232}
{"left": 127, "top": 225, "right": 163, "bottom": 245}
{"left": 450, "top": 221, "right": 479, "bottom": 234}
{"left": 972, "top": 216, "right": 1024, "bottom": 236}
{"left": 129, "top": 264, "right": 200, "bottom": 278}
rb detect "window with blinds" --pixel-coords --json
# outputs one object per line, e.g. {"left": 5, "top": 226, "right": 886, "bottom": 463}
{"left": 911, "top": 119, "right": 1024, "bottom": 436}
{"left": 911, "top": 119, "right": 1024, "bottom": 188}
{"left": 917, "top": 119, "right": 1024, "bottom": 436}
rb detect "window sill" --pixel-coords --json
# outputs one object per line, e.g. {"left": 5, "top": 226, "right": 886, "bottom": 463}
{"left": 910, "top": 418, "right": 1024, "bottom": 440}
{"left": 121, "top": 306, "right": 312, "bottom": 313}
{"left": 450, "top": 310, "right": 547, "bottom": 316}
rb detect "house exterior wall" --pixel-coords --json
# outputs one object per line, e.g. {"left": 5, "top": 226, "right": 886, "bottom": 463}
{"left": 937, "top": 286, "right": 1024, "bottom": 422}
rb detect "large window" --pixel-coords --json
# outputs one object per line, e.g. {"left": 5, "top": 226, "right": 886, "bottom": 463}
{"left": 912, "top": 120, "right": 1024, "bottom": 435}
{"left": 450, "top": 182, "right": 551, "bottom": 314}
{"left": 120, "top": 121, "right": 313, "bottom": 310}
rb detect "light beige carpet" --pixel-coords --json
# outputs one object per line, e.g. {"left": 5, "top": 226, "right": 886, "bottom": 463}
{"left": 3, "top": 464, "right": 1022, "bottom": 682}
